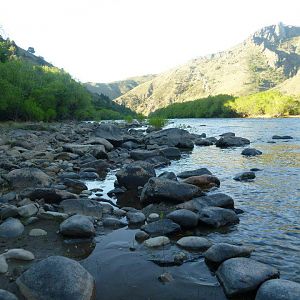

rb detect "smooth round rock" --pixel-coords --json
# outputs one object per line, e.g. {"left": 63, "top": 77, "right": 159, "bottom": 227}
{"left": 0, "top": 289, "right": 18, "bottom": 300}
{"left": 167, "top": 209, "right": 198, "bottom": 228}
{"left": 0, "top": 218, "right": 24, "bottom": 238}
{"left": 29, "top": 228, "right": 48, "bottom": 237}
{"left": 16, "top": 256, "right": 95, "bottom": 300}
{"left": 135, "top": 231, "right": 149, "bottom": 242}
{"left": 255, "top": 279, "right": 300, "bottom": 300}
{"left": 60, "top": 215, "right": 95, "bottom": 238}
{"left": 126, "top": 211, "right": 146, "bottom": 225}
{"left": 241, "top": 148, "right": 262, "bottom": 156}
{"left": 177, "top": 236, "right": 212, "bottom": 251}
{"left": 147, "top": 213, "right": 160, "bottom": 223}
{"left": 144, "top": 236, "right": 170, "bottom": 248}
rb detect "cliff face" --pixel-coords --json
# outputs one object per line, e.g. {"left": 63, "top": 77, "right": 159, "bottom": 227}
{"left": 113, "top": 24, "right": 300, "bottom": 115}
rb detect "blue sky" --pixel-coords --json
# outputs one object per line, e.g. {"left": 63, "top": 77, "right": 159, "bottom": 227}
{"left": 1, "top": 0, "right": 300, "bottom": 82}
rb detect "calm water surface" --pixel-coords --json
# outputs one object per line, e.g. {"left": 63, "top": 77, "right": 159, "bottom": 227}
{"left": 88, "top": 118, "right": 300, "bottom": 283}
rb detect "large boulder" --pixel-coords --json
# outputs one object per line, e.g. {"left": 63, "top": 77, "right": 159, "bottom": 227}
{"left": 60, "top": 215, "right": 95, "bottom": 238}
{"left": 177, "top": 168, "right": 212, "bottom": 179}
{"left": 141, "top": 219, "right": 181, "bottom": 236}
{"left": 166, "top": 209, "right": 198, "bottom": 228}
{"left": 93, "top": 124, "right": 125, "bottom": 146}
{"left": 216, "top": 136, "right": 250, "bottom": 148}
{"left": 256, "top": 279, "right": 300, "bottom": 300}
{"left": 145, "top": 128, "right": 194, "bottom": 149}
{"left": 116, "top": 161, "right": 155, "bottom": 190}
{"left": 183, "top": 175, "right": 220, "bottom": 190}
{"left": 204, "top": 243, "right": 254, "bottom": 265}
{"left": 140, "top": 178, "right": 203, "bottom": 205}
{"left": 0, "top": 218, "right": 24, "bottom": 238}
{"left": 216, "top": 258, "right": 279, "bottom": 297}
{"left": 16, "top": 256, "right": 95, "bottom": 300}
{"left": 198, "top": 207, "right": 239, "bottom": 228}
{"left": 6, "top": 168, "right": 51, "bottom": 189}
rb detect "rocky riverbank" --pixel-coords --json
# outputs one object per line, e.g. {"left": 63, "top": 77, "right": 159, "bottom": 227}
{"left": 0, "top": 121, "right": 299, "bottom": 299}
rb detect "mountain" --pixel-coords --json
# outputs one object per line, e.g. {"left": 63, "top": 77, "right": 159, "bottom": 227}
{"left": 114, "top": 23, "right": 300, "bottom": 115}
{"left": 85, "top": 74, "right": 156, "bottom": 100}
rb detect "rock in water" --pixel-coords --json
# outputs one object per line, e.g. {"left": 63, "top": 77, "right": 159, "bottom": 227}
{"left": 0, "top": 218, "right": 24, "bottom": 238}
{"left": 116, "top": 161, "right": 156, "bottom": 190}
{"left": 241, "top": 148, "right": 262, "bottom": 156}
{"left": 140, "top": 177, "right": 203, "bottom": 204}
{"left": 176, "top": 236, "right": 212, "bottom": 251}
{"left": 183, "top": 175, "right": 220, "bottom": 190}
{"left": 255, "top": 279, "right": 300, "bottom": 300}
{"left": 0, "top": 289, "right": 18, "bottom": 300}
{"left": 60, "top": 215, "right": 95, "bottom": 238}
{"left": 234, "top": 171, "right": 255, "bottom": 181}
{"left": 177, "top": 168, "right": 212, "bottom": 179}
{"left": 16, "top": 256, "right": 95, "bottom": 300}
{"left": 216, "top": 136, "right": 250, "bottom": 148}
{"left": 272, "top": 135, "right": 293, "bottom": 140}
{"left": 126, "top": 211, "right": 146, "bottom": 225}
{"left": 144, "top": 236, "right": 170, "bottom": 248}
{"left": 141, "top": 219, "right": 181, "bottom": 236}
{"left": 216, "top": 257, "right": 279, "bottom": 297}
{"left": 166, "top": 209, "right": 198, "bottom": 228}
{"left": 204, "top": 243, "right": 254, "bottom": 265}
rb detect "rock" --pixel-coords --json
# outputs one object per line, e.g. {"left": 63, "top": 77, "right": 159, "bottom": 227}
{"left": 113, "top": 208, "right": 127, "bottom": 217}
{"left": 0, "top": 255, "right": 8, "bottom": 273}
{"left": 116, "top": 161, "right": 156, "bottom": 190}
{"left": 60, "top": 215, "right": 95, "bottom": 238}
{"left": 59, "top": 199, "right": 103, "bottom": 218}
{"left": 103, "top": 217, "right": 127, "bottom": 228}
{"left": 121, "top": 141, "right": 139, "bottom": 150}
{"left": 216, "top": 136, "right": 250, "bottom": 148}
{"left": 147, "top": 213, "right": 160, "bottom": 223}
{"left": 126, "top": 211, "right": 146, "bottom": 225}
{"left": 38, "top": 211, "right": 69, "bottom": 221}
{"left": 135, "top": 230, "right": 149, "bottom": 242}
{"left": 130, "top": 149, "right": 160, "bottom": 160}
{"left": 27, "top": 188, "right": 78, "bottom": 203}
{"left": 195, "top": 138, "right": 214, "bottom": 146}
{"left": 167, "top": 209, "right": 198, "bottom": 228}
{"left": 220, "top": 132, "right": 235, "bottom": 137}
{"left": 204, "top": 243, "right": 254, "bottom": 265}
{"left": 241, "top": 148, "right": 262, "bottom": 156}
{"left": 86, "top": 137, "right": 114, "bottom": 151}
{"left": 256, "top": 279, "right": 300, "bottom": 300}
{"left": 183, "top": 175, "right": 220, "bottom": 190}
{"left": 159, "top": 147, "right": 181, "bottom": 159}
{"left": 158, "top": 272, "right": 174, "bottom": 283}
{"left": 29, "top": 228, "right": 47, "bottom": 237}
{"left": 93, "top": 124, "right": 125, "bottom": 146}
{"left": 0, "top": 289, "right": 18, "bottom": 300}
{"left": 17, "top": 203, "right": 38, "bottom": 218}
{"left": 198, "top": 207, "right": 239, "bottom": 228}
{"left": 6, "top": 167, "right": 51, "bottom": 189}
{"left": 140, "top": 178, "right": 203, "bottom": 205}
{"left": 1, "top": 191, "right": 16, "bottom": 202}
{"left": 144, "top": 236, "right": 170, "bottom": 248}
{"left": 141, "top": 219, "right": 181, "bottom": 236}
{"left": 80, "top": 160, "right": 110, "bottom": 176}
{"left": 59, "top": 172, "right": 80, "bottom": 180}
{"left": 16, "top": 256, "right": 95, "bottom": 300}
{"left": 177, "top": 236, "right": 212, "bottom": 251}
{"left": 145, "top": 128, "right": 194, "bottom": 149}
{"left": 158, "top": 171, "right": 177, "bottom": 181}
{"left": 0, "top": 205, "right": 19, "bottom": 219}
{"left": 0, "top": 218, "right": 24, "bottom": 238}
{"left": 3, "top": 248, "right": 35, "bottom": 260}
{"left": 234, "top": 171, "right": 256, "bottom": 181}
{"left": 62, "top": 143, "right": 107, "bottom": 159}
{"left": 79, "top": 172, "right": 99, "bottom": 180}
{"left": 216, "top": 257, "right": 279, "bottom": 297}
{"left": 177, "top": 168, "right": 212, "bottom": 179}
{"left": 272, "top": 135, "right": 293, "bottom": 140}
{"left": 145, "top": 155, "right": 170, "bottom": 168}
{"left": 63, "top": 178, "right": 88, "bottom": 193}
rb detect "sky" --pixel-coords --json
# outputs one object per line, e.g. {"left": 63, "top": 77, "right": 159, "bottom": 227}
{"left": 1, "top": 0, "right": 300, "bottom": 83}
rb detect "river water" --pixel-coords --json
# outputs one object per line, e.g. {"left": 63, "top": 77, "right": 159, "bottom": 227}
{"left": 87, "top": 118, "right": 300, "bottom": 286}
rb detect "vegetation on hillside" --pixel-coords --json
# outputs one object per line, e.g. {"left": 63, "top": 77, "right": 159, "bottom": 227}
{"left": 0, "top": 38, "right": 136, "bottom": 121}
{"left": 151, "top": 92, "right": 300, "bottom": 118}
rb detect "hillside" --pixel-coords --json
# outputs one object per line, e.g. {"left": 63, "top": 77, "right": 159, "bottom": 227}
{"left": 114, "top": 23, "right": 300, "bottom": 115}
{"left": 85, "top": 74, "right": 156, "bottom": 100}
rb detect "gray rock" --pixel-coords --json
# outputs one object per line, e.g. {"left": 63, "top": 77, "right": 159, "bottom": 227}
{"left": 147, "top": 213, "right": 160, "bottom": 223}
{"left": 3, "top": 248, "right": 35, "bottom": 260}
{"left": 27, "top": 188, "right": 78, "bottom": 203}
{"left": 93, "top": 124, "right": 125, "bottom": 146}
{"left": 86, "top": 137, "right": 114, "bottom": 151}
{"left": 145, "top": 155, "right": 170, "bottom": 168}
{"left": 116, "top": 161, "right": 156, "bottom": 190}
{"left": 135, "top": 230, "right": 149, "bottom": 242}
{"left": 63, "top": 178, "right": 88, "bottom": 193}
{"left": 256, "top": 279, "right": 300, "bottom": 300}
{"left": 220, "top": 132, "right": 235, "bottom": 137}
{"left": 126, "top": 211, "right": 146, "bottom": 225}
{"left": 198, "top": 207, "right": 239, "bottom": 228}
{"left": 60, "top": 215, "right": 95, "bottom": 238}
{"left": 177, "top": 168, "right": 212, "bottom": 179}
{"left": 167, "top": 209, "right": 198, "bottom": 228}
{"left": 38, "top": 211, "right": 69, "bottom": 221}
{"left": 1, "top": 192, "right": 16, "bottom": 202}
{"left": 80, "top": 159, "right": 110, "bottom": 176}
{"left": 140, "top": 178, "right": 203, "bottom": 205}
{"left": 79, "top": 172, "right": 99, "bottom": 180}
{"left": 241, "top": 148, "right": 262, "bottom": 156}
{"left": 29, "top": 228, "right": 47, "bottom": 237}
{"left": 141, "top": 219, "right": 181, "bottom": 236}
{"left": 144, "top": 236, "right": 170, "bottom": 248}
{"left": 216, "top": 257, "right": 279, "bottom": 297}
{"left": 195, "top": 138, "right": 214, "bottom": 146}
{"left": 0, "top": 205, "right": 19, "bottom": 220}
{"left": 234, "top": 171, "right": 256, "bottom": 181}
{"left": 177, "top": 236, "right": 212, "bottom": 251}
{"left": 0, "top": 289, "right": 18, "bottom": 300}
{"left": 0, "top": 218, "right": 24, "bottom": 238}
{"left": 216, "top": 136, "right": 250, "bottom": 148}
{"left": 102, "top": 217, "right": 127, "bottom": 228}
{"left": 16, "top": 256, "right": 95, "bottom": 300}
{"left": 158, "top": 171, "right": 177, "bottom": 181}
{"left": 17, "top": 203, "right": 38, "bottom": 218}
{"left": 130, "top": 149, "right": 160, "bottom": 160}
{"left": 159, "top": 147, "right": 181, "bottom": 159}
{"left": 59, "top": 199, "right": 103, "bottom": 218}
{"left": 272, "top": 135, "right": 293, "bottom": 140}
{"left": 158, "top": 272, "right": 174, "bottom": 283}
{"left": 62, "top": 143, "right": 107, "bottom": 159}
{"left": 204, "top": 243, "right": 254, "bottom": 265}
{"left": 6, "top": 167, "right": 51, "bottom": 189}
